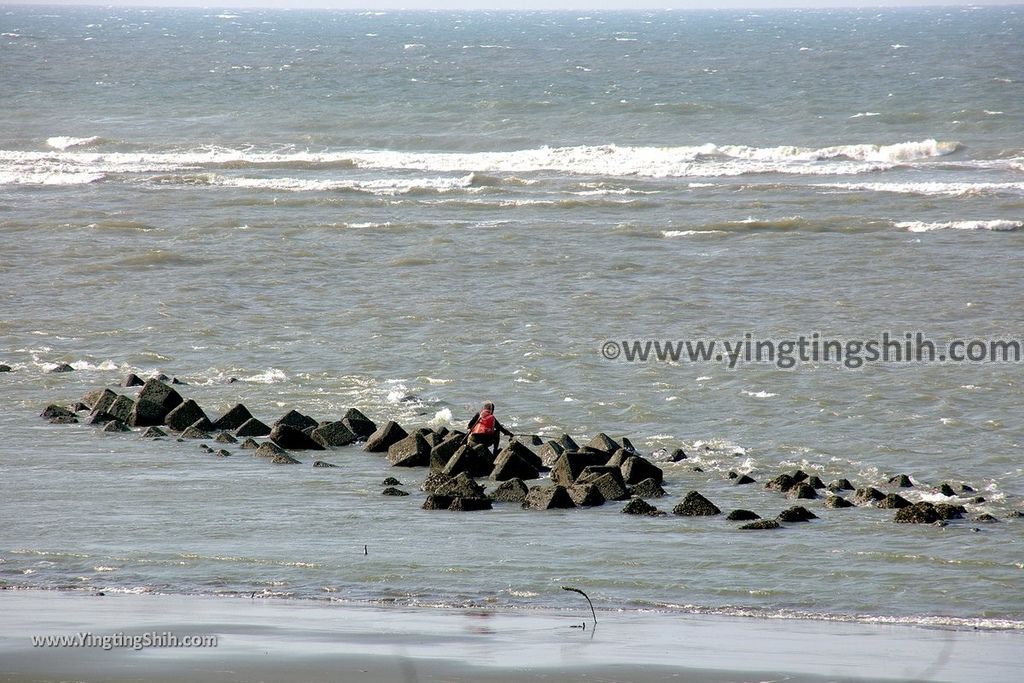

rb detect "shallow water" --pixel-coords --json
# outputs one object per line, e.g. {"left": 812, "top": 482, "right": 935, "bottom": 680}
{"left": 1, "top": 7, "right": 1022, "bottom": 629}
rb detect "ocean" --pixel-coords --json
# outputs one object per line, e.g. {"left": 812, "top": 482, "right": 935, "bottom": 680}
{"left": 1, "top": 6, "right": 1022, "bottom": 632}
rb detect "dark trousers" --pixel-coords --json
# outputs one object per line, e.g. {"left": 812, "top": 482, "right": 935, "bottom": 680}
{"left": 469, "top": 432, "right": 500, "bottom": 459}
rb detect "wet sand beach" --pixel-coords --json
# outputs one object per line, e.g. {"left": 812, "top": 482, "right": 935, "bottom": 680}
{"left": 1, "top": 590, "right": 1021, "bottom": 683}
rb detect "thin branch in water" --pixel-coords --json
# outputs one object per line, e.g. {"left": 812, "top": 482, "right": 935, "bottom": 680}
{"left": 561, "top": 586, "right": 597, "bottom": 625}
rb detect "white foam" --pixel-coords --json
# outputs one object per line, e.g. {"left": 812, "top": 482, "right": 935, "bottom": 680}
{"left": 427, "top": 408, "right": 454, "bottom": 428}
{"left": 213, "top": 174, "right": 476, "bottom": 195}
{"left": 822, "top": 181, "right": 1024, "bottom": 197}
{"left": 0, "top": 171, "right": 104, "bottom": 185}
{"left": 0, "top": 139, "right": 961, "bottom": 183}
{"left": 662, "top": 229, "right": 726, "bottom": 237}
{"left": 244, "top": 368, "right": 287, "bottom": 384}
{"left": 896, "top": 220, "right": 1022, "bottom": 232}
{"left": 46, "top": 136, "right": 101, "bottom": 150}
{"left": 743, "top": 390, "right": 777, "bottom": 398}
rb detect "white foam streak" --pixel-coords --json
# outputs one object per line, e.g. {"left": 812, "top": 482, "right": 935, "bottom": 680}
{"left": 0, "top": 171, "right": 104, "bottom": 185}
{"left": 822, "top": 181, "right": 1024, "bottom": 197}
{"left": 662, "top": 229, "right": 726, "bottom": 237}
{"left": 46, "top": 136, "right": 101, "bottom": 150}
{"left": 896, "top": 220, "right": 1022, "bottom": 233}
{"left": 215, "top": 174, "right": 476, "bottom": 195}
{"left": 0, "top": 139, "right": 961, "bottom": 184}
{"left": 244, "top": 368, "right": 288, "bottom": 384}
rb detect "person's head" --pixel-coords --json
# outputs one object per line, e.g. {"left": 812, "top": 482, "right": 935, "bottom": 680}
{"left": 482, "top": 401, "right": 495, "bottom": 413}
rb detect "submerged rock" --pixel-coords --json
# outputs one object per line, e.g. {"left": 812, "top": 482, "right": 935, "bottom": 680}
{"left": 41, "top": 404, "right": 77, "bottom": 420}
{"left": 50, "top": 363, "right": 74, "bottom": 373}
{"left": 622, "top": 498, "right": 665, "bottom": 516}
{"left": 211, "top": 404, "right": 254, "bottom": 431}
{"left": 567, "top": 483, "right": 606, "bottom": 507}
{"left": 669, "top": 448, "right": 688, "bottom": 462}
{"left": 489, "top": 478, "right": 529, "bottom": 503}
{"left": 435, "top": 472, "right": 486, "bottom": 499}
{"left": 382, "top": 487, "right": 409, "bottom": 496}
{"left": 82, "top": 388, "right": 114, "bottom": 411}
{"left": 102, "top": 420, "right": 130, "bottom": 433}
{"left": 824, "top": 495, "right": 855, "bottom": 509}
{"left": 621, "top": 455, "right": 663, "bottom": 485}
{"left": 733, "top": 474, "right": 756, "bottom": 486}
{"left": 0, "top": 364, "right": 11, "bottom": 372}
{"left": 853, "top": 487, "right": 885, "bottom": 506}
{"left": 726, "top": 509, "right": 761, "bottom": 521}
{"left": 275, "top": 409, "right": 318, "bottom": 432}
{"left": 214, "top": 431, "right": 237, "bottom": 444}
{"left": 490, "top": 446, "right": 540, "bottom": 481}
{"left": 787, "top": 483, "right": 818, "bottom": 500}
{"left": 239, "top": 437, "right": 260, "bottom": 450}
{"left": 422, "top": 494, "right": 491, "bottom": 511}
{"left": 312, "top": 460, "right": 338, "bottom": 468}
{"left": 106, "top": 395, "right": 135, "bottom": 423}
{"left": 311, "top": 421, "right": 358, "bottom": 448}
{"left": 550, "top": 451, "right": 606, "bottom": 486}
{"left": 141, "top": 426, "right": 167, "bottom": 438}
{"left": 934, "top": 503, "right": 966, "bottom": 520}
{"left": 827, "top": 478, "right": 854, "bottom": 492}
{"left": 582, "top": 472, "right": 629, "bottom": 502}
{"left": 523, "top": 485, "right": 576, "bottom": 511}
{"left": 888, "top": 474, "right": 914, "bottom": 488}
{"left": 538, "top": 441, "right": 564, "bottom": 467}
{"left": 430, "top": 434, "right": 465, "bottom": 472}
{"left": 381, "top": 477, "right": 402, "bottom": 486}
{"left": 86, "top": 412, "right": 117, "bottom": 426}
{"left": 877, "top": 493, "right": 912, "bottom": 509}
{"left": 672, "top": 491, "right": 721, "bottom": 516}
{"left": 421, "top": 472, "right": 452, "bottom": 494}
{"left": 179, "top": 425, "right": 211, "bottom": 439}
{"left": 765, "top": 473, "right": 798, "bottom": 493}
{"left": 121, "top": 373, "right": 144, "bottom": 387}
{"left": 447, "top": 497, "right": 493, "bottom": 512}
{"left": 341, "top": 408, "right": 377, "bottom": 440}
{"left": 556, "top": 434, "right": 579, "bottom": 453}
{"left": 442, "top": 442, "right": 493, "bottom": 478}
{"left": 165, "top": 399, "right": 209, "bottom": 432}
{"left": 387, "top": 433, "right": 431, "bottom": 467}
{"left": 364, "top": 420, "right": 408, "bottom": 453}
{"left": 740, "top": 519, "right": 781, "bottom": 530}
{"left": 235, "top": 417, "right": 271, "bottom": 438}
{"left": 422, "top": 494, "right": 454, "bottom": 510}
{"left": 629, "top": 478, "right": 666, "bottom": 499}
{"left": 777, "top": 506, "right": 817, "bottom": 523}
{"left": 587, "top": 432, "right": 621, "bottom": 454}
{"left": 894, "top": 502, "right": 942, "bottom": 524}
{"left": 270, "top": 423, "right": 324, "bottom": 451}
{"left": 128, "top": 379, "right": 183, "bottom": 427}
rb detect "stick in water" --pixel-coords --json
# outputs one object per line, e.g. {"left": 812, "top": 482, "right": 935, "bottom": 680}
{"left": 561, "top": 586, "right": 597, "bottom": 625}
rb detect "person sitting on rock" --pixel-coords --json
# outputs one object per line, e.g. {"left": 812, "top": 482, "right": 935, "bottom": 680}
{"left": 467, "top": 401, "right": 513, "bottom": 457}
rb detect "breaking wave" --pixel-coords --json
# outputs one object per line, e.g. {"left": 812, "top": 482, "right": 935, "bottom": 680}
{"left": 896, "top": 220, "right": 1023, "bottom": 233}
{"left": 0, "top": 139, "right": 962, "bottom": 186}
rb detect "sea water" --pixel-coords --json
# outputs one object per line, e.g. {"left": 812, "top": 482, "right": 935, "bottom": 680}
{"left": 1, "top": 7, "right": 1022, "bottom": 630}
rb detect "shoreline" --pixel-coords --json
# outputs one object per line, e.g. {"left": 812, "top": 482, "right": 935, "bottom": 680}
{"left": 2, "top": 590, "right": 1021, "bottom": 683}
